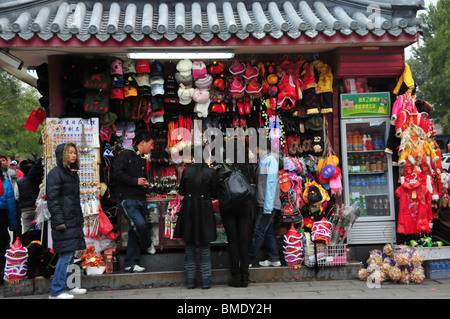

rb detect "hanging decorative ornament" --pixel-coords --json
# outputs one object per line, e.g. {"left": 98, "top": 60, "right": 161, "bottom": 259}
{"left": 283, "top": 224, "right": 304, "bottom": 279}
{"left": 311, "top": 218, "right": 333, "bottom": 246}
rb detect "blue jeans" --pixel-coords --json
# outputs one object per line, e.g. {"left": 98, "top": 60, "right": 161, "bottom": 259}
{"left": 50, "top": 251, "right": 74, "bottom": 297}
{"left": 121, "top": 199, "right": 153, "bottom": 267}
{"left": 248, "top": 207, "right": 280, "bottom": 264}
{"left": 184, "top": 243, "right": 211, "bottom": 288}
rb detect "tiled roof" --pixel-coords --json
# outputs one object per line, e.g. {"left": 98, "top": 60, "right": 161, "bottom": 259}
{"left": 0, "top": 0, "right": 424, "bottom": 44}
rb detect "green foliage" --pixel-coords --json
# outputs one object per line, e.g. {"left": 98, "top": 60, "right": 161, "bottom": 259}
{"left": 0, "top": 70, "right": 43, "bottom": 160}
{"left": 409, "top": 0, "right": 450, "bottom": 134}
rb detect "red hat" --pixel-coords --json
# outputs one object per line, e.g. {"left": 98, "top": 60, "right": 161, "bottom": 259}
{"left": 209, "top": 100, "right": 227, "bottom": 113}
{"left": 111, "top": 87, "right": 124, "bottom": 100}
{"left": 208, "top": 61, "right": 226, "bottom": 75}
{"left": 136, "top": 59, "right": 151, "bottom": 74}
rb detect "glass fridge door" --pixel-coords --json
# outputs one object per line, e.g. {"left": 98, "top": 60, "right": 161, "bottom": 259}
{"left": 341, "top": 118, "right": 395, "bottom": 222}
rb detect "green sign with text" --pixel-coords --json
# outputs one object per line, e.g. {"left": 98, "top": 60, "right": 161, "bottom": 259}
{"left": 341, "top": 92, "right": 390, "bottom": 118}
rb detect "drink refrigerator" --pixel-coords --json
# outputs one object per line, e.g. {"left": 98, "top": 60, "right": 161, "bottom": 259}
{"left": 340, "top": 92, "right": 396, "bottom": 244}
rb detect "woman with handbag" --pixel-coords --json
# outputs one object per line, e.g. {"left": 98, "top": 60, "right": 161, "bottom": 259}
{"left": 217, "top": 139, "right": 255, "bottom": 287}
{"left": 174, "top": 149, "right": 218, "bottom": 289}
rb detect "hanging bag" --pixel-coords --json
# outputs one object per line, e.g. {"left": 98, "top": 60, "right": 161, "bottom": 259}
{"left": 280, "top": 187, "right": 303, "bottom": 224}
{"left": 219, "top": 169, "right": 254, "bottom": 211}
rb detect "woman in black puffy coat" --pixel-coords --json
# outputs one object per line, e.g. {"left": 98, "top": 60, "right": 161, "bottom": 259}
{"left": 46, "top": 142, "right": 86, "bottom": 299}
{"left": 174, "top": 158, "right": 218, "bottom": 289}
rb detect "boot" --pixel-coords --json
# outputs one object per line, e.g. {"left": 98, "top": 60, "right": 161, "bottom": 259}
{"left": 240, "top": 272, "right": 249, "bottom": 287}
{"left": 228, "top": 274, "right": 241, "bottom": 287}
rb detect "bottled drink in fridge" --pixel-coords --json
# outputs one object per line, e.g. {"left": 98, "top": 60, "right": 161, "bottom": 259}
{"left": 379, "top": 132, "right": 385, "bottom": 150}
{"left": 368, "top": 176, "right": 375, "bottom": 194}
{"left": 382, "top": 197, "right": 389, "bottom": 216}
{"left": 349, "top": 176, "right": 354, "bottom": 194}
{"left": 347, "top": 133, "right": 353, "bottom": 151}
{"left": 358, "top": 155, "right": 364, "bottom": 172}
{"left": 360, "top": 195, "right": 367, "bottom": 216}
{"left": 348, "top": 155, "right": 354, "bottom": 172}
{"left": 360, "top": 176, "right": 367, "bottom": 194}
{"left": 374, "top": 175, "right": 382, "bottom": 194}
{"left": 381, "top": 152, "right": 388, "bottom": 171}
{"left": 375, "top": 156, "right": 381, "bottom": 171}
{"left": 373, "top": 133, "right": 380, "bottom": 150}
{"left": 365, "top": 156, "right": 371, "bottom": 172}
{"left": 380, "top": 175, "right": 387, "bottom": 194}
{"left": 370, "top": 156, "right": 377, "bottom": 172}
{"left": 354, "top": 175, "right": 361, "bottom": 193}
{"left": 366, "top": 134, "right": 373, "bottom": 151}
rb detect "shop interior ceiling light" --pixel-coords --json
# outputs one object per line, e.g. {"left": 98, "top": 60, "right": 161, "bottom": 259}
{"left": 0, "top": 49, "right": 23, "bottom": 70}
{"left": 127, "top": 50, "right": 235, "bottom": 60}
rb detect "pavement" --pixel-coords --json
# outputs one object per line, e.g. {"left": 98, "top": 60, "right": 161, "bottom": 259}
{"left": 4, "top": 278, "right": 450, "bottom": 300}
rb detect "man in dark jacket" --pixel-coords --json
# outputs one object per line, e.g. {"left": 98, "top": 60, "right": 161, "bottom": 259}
{"left": 113, "top": 131, "right": 156, "bottom": 272}
{"left": 46, "top": 142, "right": 86, "bottom": 299}
{"left": 17, "top": 160, "right": 39, "bottom": 232}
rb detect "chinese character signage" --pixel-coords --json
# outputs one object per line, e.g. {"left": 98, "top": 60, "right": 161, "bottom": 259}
{"left": 340, "top": 92, "right": 390, "bottom": 118}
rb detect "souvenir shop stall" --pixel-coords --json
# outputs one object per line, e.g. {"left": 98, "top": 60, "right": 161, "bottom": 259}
{"left": 32, "top": 52, "right": 450, "bottom": 276}
{"left": 29, "top": 51, "right": 353, "bottom": 273}
{"left": 0, "top": 0, "right": 433, "bottom": 281}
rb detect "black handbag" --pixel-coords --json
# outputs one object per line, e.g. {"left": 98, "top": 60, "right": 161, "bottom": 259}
{"left": 219, "top": 169, "right": 254, "bottom": 211}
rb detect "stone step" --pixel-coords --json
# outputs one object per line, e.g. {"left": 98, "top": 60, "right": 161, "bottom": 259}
{"left": 3, "top": 262, "right": 362, "bottom": 297}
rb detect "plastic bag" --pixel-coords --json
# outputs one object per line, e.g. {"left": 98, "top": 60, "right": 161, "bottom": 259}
{"left": 98, "top": 207, "right": 114, "bottom": 235}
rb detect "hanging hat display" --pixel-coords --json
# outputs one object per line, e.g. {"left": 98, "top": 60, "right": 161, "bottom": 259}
{"left": 4, "top": 237, "right": 28, "bottom": 281}
{"left": 229, "top": 58, "right": 245, "bottom": 75}
{"left": 136, "top": 59, "right": 151, "bottom": 74}
{"left": 110, "top": 59, "right": 123, "bottom": 75}
{"left": 192, "top": 61, "right": 207, "bottom": 80}
{"left": 243, "top": 63, "right": 259, "bottom": 81}
{"left": 230, "top": 76, "right": 245, "bottom": 98}
{"left": 311, "top": 218, "right": 333, "bottom": 246}
{"left": 283, "top": 224, "right": 304, "bottom": 275}
{"left": 122, "top": 59, "right": 136, "bottom": 74}
{"left": 176, "top": 59, "right": 193, "bottom": 76}
{"left": 208, "top": 61, "right": 227, "bottom": 75}
{"left": 279, "top": 169, "right": 292, "bottom": 193}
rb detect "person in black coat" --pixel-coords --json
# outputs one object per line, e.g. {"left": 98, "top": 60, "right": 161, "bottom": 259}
{"left": 216, "top": 138, "right": 256, "bottom": 288}
{"left": 46, "top": 142, "right": 86, "bottom": 299}
{"left": 112, "top": 131, "right": 156, "bottom": 273}
{"left": 17, "top": 159, "right": 39, "bottom": 232}
{"left": 174, "top": 153, "right": 218, "bottom": 289}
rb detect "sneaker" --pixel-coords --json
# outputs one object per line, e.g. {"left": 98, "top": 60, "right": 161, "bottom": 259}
{"left": 124, "top": 265, "right": 145, "bottom": 273}
{"left": 146, "top": 243, "right": 156, "bottom": 255}
{"left": 49, "top": 292, "right": 75, "bottom": 299}
{"left": 68, "top": 287, "right": 87, "bottom": 295}
{"left": 258, "top": 260, "right": 281, "bottom": 267}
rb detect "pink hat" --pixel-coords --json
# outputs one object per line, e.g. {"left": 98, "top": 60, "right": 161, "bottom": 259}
{"left": 195, "top": 74, "right": 213, "bottom": 89}
{"left": 192, "top": 61, "right": 207, "bottom": 80}
{"left": 110, "top": 59, "right": 123, "bottom": 75}
{"left": 230, "top": 76, "right": 245, "bottom": 96}
{"left": 243, "top": 63, "right": 259, "bottom": 80}
{"left": 193, "top": 88, "right": 210, "bottom": 104}
{"left": 229, "top": 58, "right": 245, "bottom": 75}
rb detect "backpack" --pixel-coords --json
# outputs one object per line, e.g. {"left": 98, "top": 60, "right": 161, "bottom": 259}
{"left": 280, "top": 187, "right": 303, "bottom": 224}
